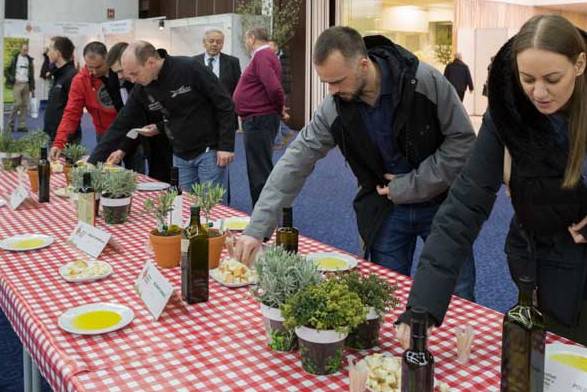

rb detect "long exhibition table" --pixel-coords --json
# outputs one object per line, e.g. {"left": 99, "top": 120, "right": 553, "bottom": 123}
{"left": 0, "top": 170, "right": 572, "bottom": 391}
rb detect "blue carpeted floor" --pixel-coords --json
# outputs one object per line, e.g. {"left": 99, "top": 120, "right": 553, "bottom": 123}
{"left": 1, "top": 110, "right": 516, "bottom": 390}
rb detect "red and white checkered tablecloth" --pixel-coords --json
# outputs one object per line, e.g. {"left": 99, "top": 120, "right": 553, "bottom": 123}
{"left": 0, "top": 170, "right": 573, "bottom": 392}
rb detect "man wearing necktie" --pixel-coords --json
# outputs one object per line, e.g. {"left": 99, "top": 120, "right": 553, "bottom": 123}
{"left": 194, "top": 29, "right": 241, "bottom": 98}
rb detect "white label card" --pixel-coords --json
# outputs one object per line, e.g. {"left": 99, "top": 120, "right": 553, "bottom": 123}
{"left": 9, "top": 185, "right": 29, "bottom": 210}
{"left": 68, "top": 221, "right": 112, "bottom": 259}
{"left": 134, "top": 261, "right": 174, "bottom": 320}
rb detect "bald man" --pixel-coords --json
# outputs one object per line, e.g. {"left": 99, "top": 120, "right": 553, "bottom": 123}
{"left": 88, "top": 41, "right": 236, "bottom": 189}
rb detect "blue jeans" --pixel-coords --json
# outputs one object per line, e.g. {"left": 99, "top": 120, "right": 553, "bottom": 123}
{"left": 173, "top": 149, "right": 224, "bottom": 192}
{"left": 369, "top": 203, "right": 476, "bottom": 301}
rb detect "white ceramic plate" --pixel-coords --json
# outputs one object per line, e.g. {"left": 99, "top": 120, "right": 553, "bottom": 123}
{"left": 0, "top": 198, "right": 6, "bottom": 207}
{"left": 58, "top": 303, "right": 134, "bottom": 335}
{"left": 210, "top": 268, "right": 257, "bottom": 288}
{"left": 0, "top": 234, "right": 54, "bottom": 252}
{"left": 216, "top": 216, "right": 250, "bottom": 231}
{"left": 306, "top": 251, "right": 359, "bottom": 272}
{"left": 59, "top": 260, "right": 113, "bottom": 283}
{"left": 137, "top": 182, "right": 170, "bottom": 191}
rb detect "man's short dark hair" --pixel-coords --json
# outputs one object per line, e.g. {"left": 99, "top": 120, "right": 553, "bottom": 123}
{"left": 130, "top": 41, "right": 161, "bottom": 65}
{"left": 246, "top": 27, "right": 269, "bottom": 42}
{"left": 106, "top": 42, "right": 128, "bottom": 67}
{"left": 313, "top": 26, "right": 368, "bottom": 65}
{"left": 51, "top": 36, "right": 74, "bottom": 61}
{"left": 83, "top": 41, "right": 107, "bottom": 58}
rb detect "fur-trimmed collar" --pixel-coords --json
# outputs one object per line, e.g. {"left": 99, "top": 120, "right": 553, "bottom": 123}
{"left": 487, "top": 29, "right": 587, "bottom": 165}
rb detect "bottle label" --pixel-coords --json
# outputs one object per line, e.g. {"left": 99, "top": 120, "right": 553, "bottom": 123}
{"left": 181, "top": 238, "right": 189, "bottom": 253}
{"left": 171, "top": 195, "right": 183, "bottom": 227}
{"left": 77, "top": 193, "right": 96, "bottom": 226}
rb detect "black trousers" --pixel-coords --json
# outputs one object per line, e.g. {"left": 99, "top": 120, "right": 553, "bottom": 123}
{"left": 242, "top": 113, "right": 280, "bottom": 208}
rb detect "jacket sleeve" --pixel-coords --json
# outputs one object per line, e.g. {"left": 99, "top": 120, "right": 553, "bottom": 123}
{"left": 88, "top": 90, "right": 147, "bottom": 164}
{"left": 466, "top": 66, "right": 474, "bottom": 91}
{"left": 401, "top": 113, "right": 504, "bottom": 326}
{"left": 29, "top": 57, "right": 35, "bottom": 91}
{"left": 243, "top": 96, "right": 338, "bottom": 240}
{"left": 388, "top": 63, "right": 476, "bottom": 204}
{"left": 53, "top": 74, "right": 86, "bottom": 149}
{"left": 192, "top": 61, "right": 236, "bottom": 152}
{"left": 233, "top": 57, "right": 242, "bottom": 96}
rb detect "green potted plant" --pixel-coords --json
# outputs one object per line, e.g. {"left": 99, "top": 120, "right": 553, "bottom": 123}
{"left": 190, "top": 182, "right": 226, "bottom": 269}
{"left": 62, "top": 143, "right": 87, "bottom": 185}
{"left": 144, "top": 190, "right": 183, "bottom": 268}
{"left": 20, "top": 131, "right": 49, "bottom": 192}
{"left": 252, "top": 245, "right": 321, "bottom": 352}
{"left": 282, "top": 279, "right": 367, "bottom": 375}
{"left": 0, "top": 132, "right": 22, "bottom": 170}
{"left": 100, "top": 168, "right": 137, "bottom": 224}
{"left": 341, "top": 272, "right": 399, "bottom": 349}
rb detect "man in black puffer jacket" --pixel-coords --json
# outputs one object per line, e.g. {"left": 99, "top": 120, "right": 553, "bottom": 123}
{"left": 398, "top": 15, "right": 587, "bottom": 345}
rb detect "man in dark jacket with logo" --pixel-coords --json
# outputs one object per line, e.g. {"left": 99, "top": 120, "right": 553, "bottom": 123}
{"left": 443, "top": 53, "right": 474, "bottom": 102}
{"left": 5, "top": 44, "right": 35, "bottom": 132}
{"left": 43, "top": 36, "right": 81, "bottom": 144}
{"left": 88, "top": 41, "right": 235, "bottom": 189}
{"left": 234, "top": 26, "right": 477, "bottom": 300}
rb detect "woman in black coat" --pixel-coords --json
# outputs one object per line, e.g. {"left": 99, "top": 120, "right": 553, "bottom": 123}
{"left": 397, "top": 14, "right": 587, "bottom": 345}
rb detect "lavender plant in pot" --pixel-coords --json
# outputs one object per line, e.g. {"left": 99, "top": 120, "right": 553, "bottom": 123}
{"left": 341, "top": 272, "right": 399, "bottom": 350}
{"left": 144, "top": 190, "right": 183, "bottom": 268}
{"left": 282, "top": 279, "right": 367, "bottom": 375}
{"left": 100, "top": 168, "right": 137, "bottom": 224}
{"left": 252, "top": 245, "right": 320, "bottom": 352}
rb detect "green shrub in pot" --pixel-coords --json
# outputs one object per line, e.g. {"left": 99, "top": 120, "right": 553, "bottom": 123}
{"left": 282, "top": 279, "right": 366, "bottom": 375}
{"left": 0, "top": 133, "right": 23, "bottom": 170}
{"left": 341, "top": 272, "right": 399, "bottom": 349}
{"left": 144, "top": 190, "right": 183, "bottom": 268}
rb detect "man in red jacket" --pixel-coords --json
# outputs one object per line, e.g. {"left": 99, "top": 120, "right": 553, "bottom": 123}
{"left": 49, "top": 41, "right": 117, "bottom": 161}
{"left": 233, "top": 27, "right": 287, "bottom": 208}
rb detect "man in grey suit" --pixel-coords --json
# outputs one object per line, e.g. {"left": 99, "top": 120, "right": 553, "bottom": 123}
{"left": 194, "top": 29, "right": 241, "bottom": 98}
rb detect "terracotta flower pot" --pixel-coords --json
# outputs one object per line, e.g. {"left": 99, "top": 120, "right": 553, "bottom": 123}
{"left": 261, "top": 303, "right": 297, "bottom": 352}
{"left": 345, "top": 307, "right": 381, "bottom": 350}
{"left": 101, "top": 195, "right": 132, "bottom": 224}
{"left": 28, "top": 168, "right": 39, "bottom": 193}
{"left": 63, "top": 162, "right": 73, "bottom": 186}
{"left": 207, "top": 228, "right": 227, "bottom": 269}
{"left": 150, "top": 230, "right": 182, "bottom": 268}
{"left": 295, "top": 326, "right": 348, "bottom": 375}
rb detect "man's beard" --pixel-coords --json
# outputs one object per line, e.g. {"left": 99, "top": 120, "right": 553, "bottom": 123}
{"left": 338, "top": 75, "right": 367, "bottom": 102}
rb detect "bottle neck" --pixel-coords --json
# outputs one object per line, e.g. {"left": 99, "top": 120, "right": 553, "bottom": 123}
{"left": 170, "top": 168, "right": 181, "bottom": 194}
{"left": 189, "top": 211, "right": 202, "bottom": 227}
{"left": 518, "top": 287, "right": 533, "bottom": 307}
{"left": 282, "top": 208, "right": 293, "bottom": 228}
{"left": 410, "top": 320, "right": 428, "bottom": 352}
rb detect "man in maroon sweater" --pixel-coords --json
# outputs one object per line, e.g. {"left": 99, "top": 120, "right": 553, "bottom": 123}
{"left": 233, "top": 27, "right": 287, "bottom": 207}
